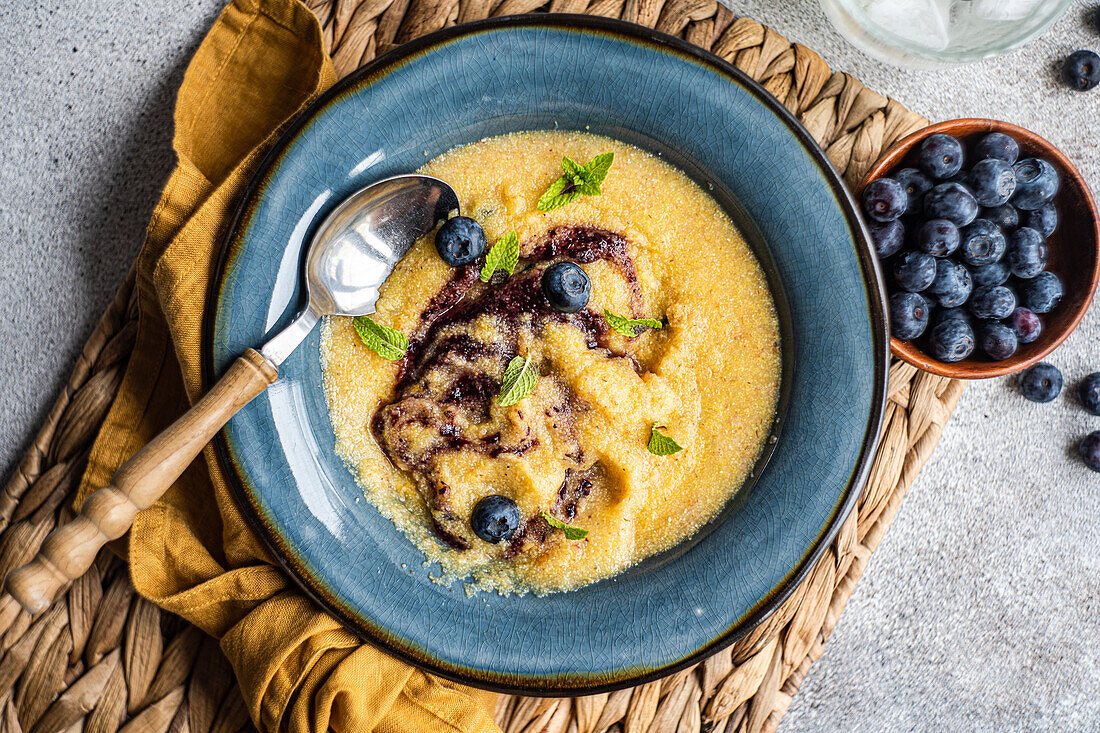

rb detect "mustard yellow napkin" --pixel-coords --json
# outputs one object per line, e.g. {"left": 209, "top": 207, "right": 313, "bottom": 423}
{"left": 76, "top": 0, "right": 500, "bottom": 730}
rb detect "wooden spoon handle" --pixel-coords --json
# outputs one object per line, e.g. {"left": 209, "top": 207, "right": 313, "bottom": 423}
{"left": 4, "top": 349, "right": 278, "bottom": 614}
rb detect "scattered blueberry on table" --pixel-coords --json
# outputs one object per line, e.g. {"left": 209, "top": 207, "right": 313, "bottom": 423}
{"left": 1079, "top": 373, "right": 1100, "bottom": 416}
{"left": 865, "top": 130, "right": 1065, "bottom": 363}
{"left": 1019, "top": 363, "right": 1062, "bottom": 403}
{"left": 1079, "top": 432, "right": 1100, "bottom": 473}
{"left": 1062, "top": 49, "right": 1100, "bottom": 92}
{"left": 1015, "top": 364, "right": 1100, "bottom": 473}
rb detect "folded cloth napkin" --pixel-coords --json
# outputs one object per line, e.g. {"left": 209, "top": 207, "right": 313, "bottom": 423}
{"left": 74, "top": 0, "right": 501, "bottom": 730}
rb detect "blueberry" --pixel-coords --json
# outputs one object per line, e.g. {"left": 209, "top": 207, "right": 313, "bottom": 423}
{"left": 968, "top": 285, "right": 1016, "bottom": 320}
{"left": 971, "top": 262, "right": 1011, "bottom": 288}
{"left": 435, "top": 216, "right": 487, "bottom": 267}
{"left": 1019, "top": 271, "right": 1063, "bottom": 314}
{"left": 980, "top": 205, "right": 1019, "bottom": 231}
{"left": 959, "top": 219, "right": 1007, "bottom": 267}
{"left": 927, "top": 259, "right": 972, "bottom": 308}
{"left": 862, "top": 178, "right": 908, "bottom": 222}
{"left": 973, "top": 132, "right": 1020, "bottom": 165}
{"left": 870, "top": 219, "right": 906, "bottom": 258}
{"left": 979, "top": 321, "right": 1018, "bottom": 361}
{"left": 1011, "top": 159, "right": 1060, "bottom": 210}
{"left": 924, "top": 182, "right": 979, "bottom": 227}
{"left": 470, "top": 495, "right": 521, "bottom": 543}
{"left": 1024, "top": 203, "right": 1058, "bottom": 238}
{"left": 1005, "top": 227, "right": 1048, "bottom": 279}
{"left": 1019, "top": 362, "right": 1062, "bottom": 403}
{"left": 915, "top": 219, "right": 961, "bottom": 257}
{"left": 1079, "top": 372, "right": 1100, "bottom": 415}
{"left": 1062, "top": 50, "right": 1100, "bottom": 92}
{"left": 893, "top": 168, "right": 934, "bottom": 211}
{"left": 1008, "top": 307, "right": 1043, "bottom": 344}
{"left": 889, "top": 291, "right": 930, "bottom": 340}
{"left": 933, "top": 306, "right": 972, "bottom": 329}
{"left": 967, "top": 158, "right": 1017, "bottom": 207}
{"left": 541, "top": 261, "right": 591, "bottom": 313}
{"left": 929, "top": 320, "right": 975, "bottom": 363}
{"left": 1079, "top": 431, "right": 1100, "bottom": 472}
{"left": 918, "top": 134, "right": 964, "bottom": 179}
{"left": 892, "top": 251, "right": 936, "bottom": 292}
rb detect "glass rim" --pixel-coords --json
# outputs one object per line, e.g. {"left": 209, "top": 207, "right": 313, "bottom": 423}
{"left": 819, "top": 0, "right": 1076, "bottom": 66}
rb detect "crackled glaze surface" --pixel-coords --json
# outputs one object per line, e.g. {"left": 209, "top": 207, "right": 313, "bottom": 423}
{"left": 321, "top": 131, "right": 782, "bottom": 595}
{"left": 206, "top": 16, "right": 886, "bottom": 693}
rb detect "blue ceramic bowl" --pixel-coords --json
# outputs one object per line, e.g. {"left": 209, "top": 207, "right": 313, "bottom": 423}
{"left": 205, "top": 15, "right": 888, "bottom": 694}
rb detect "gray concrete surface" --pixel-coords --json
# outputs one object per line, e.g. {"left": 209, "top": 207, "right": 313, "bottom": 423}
{"left": 1, "top": 1, "right": 1097, "bottom": 730}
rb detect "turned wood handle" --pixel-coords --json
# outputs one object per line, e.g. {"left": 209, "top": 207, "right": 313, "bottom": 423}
{"left": 4, "top": 349, "right": 278, "bottom": 614}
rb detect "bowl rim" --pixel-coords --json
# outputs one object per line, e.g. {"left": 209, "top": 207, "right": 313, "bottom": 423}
{"left": 860, "top": 117, "right": 1100, "bottom": 380}
{"left": 202, "top": 13, "right": 889, "bottom": 695}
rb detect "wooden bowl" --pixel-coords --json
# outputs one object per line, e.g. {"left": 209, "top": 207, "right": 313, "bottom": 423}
{"left": 859, "top": 118, "right": 1100, "bottom": 379}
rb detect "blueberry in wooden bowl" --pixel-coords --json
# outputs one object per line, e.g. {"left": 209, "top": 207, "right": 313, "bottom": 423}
{"left": 859, "top": 118, "right": 1100, "bottom": 379}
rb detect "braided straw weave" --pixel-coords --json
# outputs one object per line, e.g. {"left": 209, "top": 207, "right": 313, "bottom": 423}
{"left": 0, "top": 3, "right": 965, "bottom": 732}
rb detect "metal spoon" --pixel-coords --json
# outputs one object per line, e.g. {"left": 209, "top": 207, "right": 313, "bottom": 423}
{"left": 5, "top": 174, "right": 460, "bottom": 615}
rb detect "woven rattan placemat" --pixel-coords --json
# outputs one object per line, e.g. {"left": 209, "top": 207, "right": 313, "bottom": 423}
{"left": 0, "top": 3, "right": 965, "bottom": 732}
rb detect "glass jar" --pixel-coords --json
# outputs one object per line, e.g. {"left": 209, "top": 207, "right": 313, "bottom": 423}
{"left": 819, "top": 0, "right": 1075, "bottom": 67}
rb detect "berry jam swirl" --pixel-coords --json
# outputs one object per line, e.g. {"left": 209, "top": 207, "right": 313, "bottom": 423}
{"left": 372, "top": 225, "right": 644, "bottom": 554}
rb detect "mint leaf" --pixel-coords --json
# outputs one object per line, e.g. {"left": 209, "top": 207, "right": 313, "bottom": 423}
{"left": 561, "top": 156, "right": 585, "bottom": 178}
{"left": 537, "top": 176, "right": 581, "bottom": 212}
{"left": 581, "top": 152, "right": 614, "bottom": 189}
{"left": 603, "top": 309, "right": 663, "bottom": 337}
{"left": 497, "top": 355, "right": 537, "bottom": 406}
{"left": 537, "top": 152, "right": 615, "bottom": 211}
{"left": 480, "top": 230, "right": 520, "bottom": 282}
{"left": 575, "top": 179, "right": 603, "bottom": 197}
{"left": 352, "top": 316, "right": 408, "bottom": 361}
{"left": 540, "top": 510, "right": 589, "bottom": 540}
{"left": 647, "top": 424, "right": 683, "bottom": 456}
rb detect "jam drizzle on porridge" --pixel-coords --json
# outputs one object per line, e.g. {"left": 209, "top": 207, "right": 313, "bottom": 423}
{"left": 373, "top": 226, "right": 644, "bottom": 555}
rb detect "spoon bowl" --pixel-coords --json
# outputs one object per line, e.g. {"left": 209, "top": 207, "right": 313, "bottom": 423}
{"left": 307, "top": 174, "right": 460, "bottom": 317}
{"left": 261, "top": 174, "right": 458, "bottom": 363}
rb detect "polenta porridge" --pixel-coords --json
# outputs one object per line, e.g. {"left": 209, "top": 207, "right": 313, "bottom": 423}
{"left": 321, "top": 131, "right": 781, "bottom": 594}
